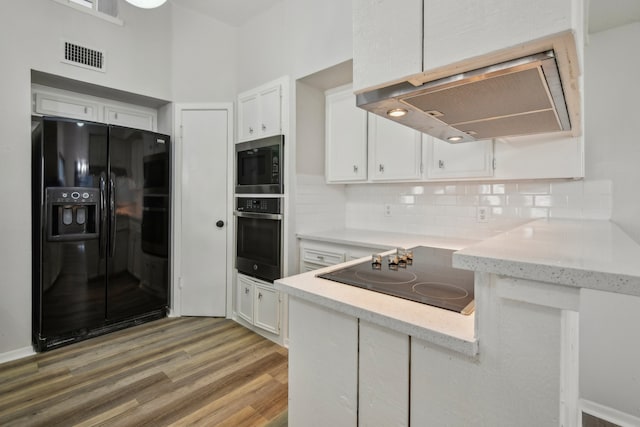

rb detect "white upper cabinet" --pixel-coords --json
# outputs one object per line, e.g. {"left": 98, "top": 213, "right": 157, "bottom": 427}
{"left": 426, "top": 136, "right": 493, "bottom": 180}
{"left": 492, "top": 134, "right": 584, "bottom": 180}
{"left": 238, "top": 82, "right": 282, "bottom": 142}
{"left": 104, "top": 105, "right": 155, "bottom": 131}
{"left": 353, "top": 0, "right": 582, "bottom": 92}
{"left": 325, "top": 85, "right": 368, "bottom": 182}
{"left": 35, "top": 91, "right": 98, "bottom": 121}
{"left": 369, "top": 115, "right": 422, "bottom": 181}
{"left": 33, "top": 85, "right": 159, "bottom": 131}
{"left": 325, "top": 86, "right": 423, "bottom": 183}
{"left": 353, "top": 0, "right": 423, "bottom": 93}
{"left": 423, "top": 0, "right": 579, "bottom": 73}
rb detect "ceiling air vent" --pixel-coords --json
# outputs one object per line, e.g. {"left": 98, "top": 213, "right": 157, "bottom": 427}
{"left": 61, "top": 40, "right": 106, "bottom": 72}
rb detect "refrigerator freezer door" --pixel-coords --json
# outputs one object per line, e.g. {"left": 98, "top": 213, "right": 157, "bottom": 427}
{"left": 37, "top": 118, "right": 109, "bottom": 343}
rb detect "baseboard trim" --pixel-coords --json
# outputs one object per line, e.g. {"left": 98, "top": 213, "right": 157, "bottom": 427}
{"left": 0, "top": 346, "right": 35, "bottom": 364}
{"left": 581, "top": 399, "right": 640, "bottom": 427}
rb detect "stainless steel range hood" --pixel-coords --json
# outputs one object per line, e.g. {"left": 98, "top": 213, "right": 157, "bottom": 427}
{"left": 356, "top": 50, "right": 573, "bottom": 143}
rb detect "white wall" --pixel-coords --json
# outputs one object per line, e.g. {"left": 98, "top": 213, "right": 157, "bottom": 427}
{"left": 236, "top": 0, "right": 354, "bottom": 91}
{"left": 584, "top": 22, "right": 640, "bottom": 244}
{"left": 0, "top": 0, "right": 171, "bottom": 358}
{"left": 171, "top": 4, "right": 238, "bottom": 102}
{"left": 0, "top": 0, "right": 236, "bottom": 358}
{"left": 285, "top": 0, "right": 353, "bottom": 81}
{"left": 236, "top": 1, "right": 288, "bottom": 92}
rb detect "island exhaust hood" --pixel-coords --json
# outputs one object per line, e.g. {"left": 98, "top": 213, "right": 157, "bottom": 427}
{"left": 356, "top": 50, "right": 573, "bottom": 143}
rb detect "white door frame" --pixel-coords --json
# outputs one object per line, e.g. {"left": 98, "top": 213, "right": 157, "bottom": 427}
{"left": 171, "top": 103, "right": 234, "bottom": 318}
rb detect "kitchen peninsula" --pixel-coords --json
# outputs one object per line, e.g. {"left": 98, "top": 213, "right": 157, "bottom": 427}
{"left": 275, "top": 218, "right": 640, "bottom": 426}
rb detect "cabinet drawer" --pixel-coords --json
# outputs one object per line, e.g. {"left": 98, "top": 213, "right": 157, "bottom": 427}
{"left": 302, "top": 248, "right": 345, "bottom": 267}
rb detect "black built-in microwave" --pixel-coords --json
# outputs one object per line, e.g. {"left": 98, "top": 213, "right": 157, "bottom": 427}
{"left": 235, "top": 135, "right": 284, "bottom": 194}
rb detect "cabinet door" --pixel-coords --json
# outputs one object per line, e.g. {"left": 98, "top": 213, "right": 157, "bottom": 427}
{"left": 238, "top": 93, "right": 260, "bottom": 141}
{"left": 369, "top": 114, "right": 422, "bottom": 181}
{"left": 359, "top": 321, "right": 409, "bottom": 427}
{"left": 301, "top": 247, "right": 345, "bottom": 268}
{"left": 325, "top": 87, "right": 368, "bottom": 182}
{"left": 289, "top": 297, "right": 358, "bottom": 427}
{"left": 258, "top": 85, "right": 282, "bottom": 138}
{"left": 35, "top": 92, "right": 98, "bottom": 121}
{"left": 236, "top": 276, "right": 254, "bottom": 323}
{"left": 353, "top": 0, "right": 423, "bottom": 92}
{"left": 423, "top": 0, "right": 577, "bottom": 73}
{"left": 426, "top": 136, "right": 494, "bottom": 179}
{"left": 492, "top": 134, "right": 584, "bottom": 180}
{"left": 254, "top": 284, "right": 280, "bottom": 334}
{"left": 105, "top": 106, "right": 155, "bottom": 131}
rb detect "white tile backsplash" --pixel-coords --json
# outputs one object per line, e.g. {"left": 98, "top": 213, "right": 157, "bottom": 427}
{"left": 296, "top": 175, "right": 613, "bottom": 240}
{"left": 342, "top": 179, "right": 613, "bottom": 240}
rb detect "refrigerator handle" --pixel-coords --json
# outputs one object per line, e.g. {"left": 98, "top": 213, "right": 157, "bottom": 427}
{"left": 99, "top": 174, "right": 107, "bottom": 258}
{"left": 109, "top": 175, "right": 116, "bottom": 257}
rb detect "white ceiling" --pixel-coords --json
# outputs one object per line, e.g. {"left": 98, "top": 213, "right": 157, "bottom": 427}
{"left": 169, "top": 0, "right": 640, "bottom": 33}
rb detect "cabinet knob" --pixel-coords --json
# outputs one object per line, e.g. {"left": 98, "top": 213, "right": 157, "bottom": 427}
{"left": 249, "top": 127, "right": 254, "bottom": 134}
{"left": 216, "top": 220, "right": 224, "bottom": 228}
{"left": 262, "top": 124, "right": 266, "bottom": 131}
{"left": 353, "top": 165, "right": 358, "bottom": 173}
{"left": 244, "top": 287, "right": 250, "bottom": 294}
{"left": 379, "top": 164, "right": 385, "bottom": 173}
{"left": 438, "top": 160, "right": 445, "bottom": 169}
{"left": 317, "top": 255, "right": 325, "bottom": 261}
{"left": 258, "top": 292, "right": 263, "bottom": 300}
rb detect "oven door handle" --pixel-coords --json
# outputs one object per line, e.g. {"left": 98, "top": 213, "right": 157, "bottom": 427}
{"left": 233, "top": 211, "right": 283, "bottom": 220}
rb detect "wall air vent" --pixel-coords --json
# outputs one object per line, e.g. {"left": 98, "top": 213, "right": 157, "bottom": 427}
{"left": 61, "top": 40, "right": 106, "bottom": 72}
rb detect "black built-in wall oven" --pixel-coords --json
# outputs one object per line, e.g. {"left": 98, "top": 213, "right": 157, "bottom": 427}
{"left": 235, "top": 135, "right": 283, "bottom": 194}
{"left": 235, "top": 197, "right": 282, "bottom": 283}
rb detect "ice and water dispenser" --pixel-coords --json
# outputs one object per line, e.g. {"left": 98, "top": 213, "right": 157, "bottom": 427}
{"left": 46, "top": 187, "right": 99, "bottom": 241}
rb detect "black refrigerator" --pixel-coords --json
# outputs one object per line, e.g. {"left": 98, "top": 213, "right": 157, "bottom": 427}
{"left": 31, "top": 116, "right": 171, "bottom": 352}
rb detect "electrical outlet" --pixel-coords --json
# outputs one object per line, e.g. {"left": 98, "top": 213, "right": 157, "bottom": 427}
{"left": 384, "top": 204, "right": 392, "bottom": 217}
{"left": 476, "top": 206, "right": 489, "bottom": 223}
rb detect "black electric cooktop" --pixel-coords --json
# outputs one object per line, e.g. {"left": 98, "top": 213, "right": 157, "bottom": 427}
{"left": 317, "top": 246, "right": 475, "bottom": 315}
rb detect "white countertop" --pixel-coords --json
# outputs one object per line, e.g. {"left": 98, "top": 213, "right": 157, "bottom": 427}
{"left": 280, "top": 220, "right": 640, "bottom": 357}
{"left": 453, "top": 218, "right": 640, "bottom": 297}
{"left": 280, "top": 231, "right": 481, "bottom": 356}
{"left": 276, "top": 259, "right": 478, "bottom": 356}
{"left": 297, "top": 228, "right": 479, "bottom": 251}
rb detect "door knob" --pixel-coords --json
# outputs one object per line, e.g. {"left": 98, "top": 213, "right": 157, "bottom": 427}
{"left": 216, "top": 220, "right": 224, "bottom": 228}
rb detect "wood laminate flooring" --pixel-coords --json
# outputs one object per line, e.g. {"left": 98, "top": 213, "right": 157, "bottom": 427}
{"left": 0, "top": 317, "right": 288, "bottom": 426}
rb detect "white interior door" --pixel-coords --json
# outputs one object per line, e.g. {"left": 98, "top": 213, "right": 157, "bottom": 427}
{"left": 178, "top": 107, "right": 229, "bottom": 316}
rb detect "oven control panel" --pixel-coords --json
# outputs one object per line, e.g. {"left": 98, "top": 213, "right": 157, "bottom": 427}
{"left": 236, "top": 197, "right": 281, "bottom": 214}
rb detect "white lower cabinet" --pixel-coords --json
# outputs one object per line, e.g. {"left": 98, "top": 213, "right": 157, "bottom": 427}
{"left": 359, "top": 321, "right": 409, "bottom": 427}
{"left": 288, "top": 299, "right": 409, "bottom": 427}
{"left": 299, "top": 245, "right": 345, "bottom": 272}
{"left": 299, "top": 240, "right": 387, "bottom": 273}
{"left": 236, "top": 274, "right": 281, "bottom": 335}
{"left": 253, "top": 284, "right": 279, "bottom": 334}
{"left": 289, "top": 297, "right": 358, "bottom": 427}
